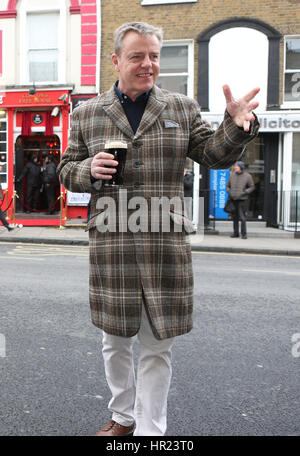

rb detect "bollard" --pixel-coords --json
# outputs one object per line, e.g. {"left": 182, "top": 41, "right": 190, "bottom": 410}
{"left": 58, "top": 192, "right": 65, "bottom": 230}
{"left": 12, "top": 190, "right": 19, "bottom": 227}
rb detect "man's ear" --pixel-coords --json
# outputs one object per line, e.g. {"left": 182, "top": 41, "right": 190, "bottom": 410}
{"left": 112, "top": 53, "right": 119, "bottom": 72}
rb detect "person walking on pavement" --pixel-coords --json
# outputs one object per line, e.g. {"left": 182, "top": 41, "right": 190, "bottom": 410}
{"left": 42, "top": 155, "right": 57, "bottom": 214}
{"left": 17, "top": 154, "right": 42, "bottom": 213}
{"left": 226, "top": 161, "right": 255, "bottom": 239}
{"left": 57, "top": 22, "right": 260, "bottom": 437}
{"left": 184, "top": 167, "right": 194, "bottom": 222}
{"left": 0, "top": 165, "right": 14, "bottom": 231}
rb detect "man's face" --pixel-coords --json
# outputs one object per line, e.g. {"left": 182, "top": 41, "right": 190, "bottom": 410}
{"left": 234, "top": 164, "right": 242, "bottom": 173}
{"left": 112, "top": 31, "right": 161, "bottom": 101}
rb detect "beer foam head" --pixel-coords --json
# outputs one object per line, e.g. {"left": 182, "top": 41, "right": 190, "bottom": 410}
{"left": 105, "top": 140, "right": 127, "bottom": 149}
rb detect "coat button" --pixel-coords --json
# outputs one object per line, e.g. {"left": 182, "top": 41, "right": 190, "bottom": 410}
{"left": 134, "top": 161, "right": 142, "bottom": 168}
{"left": 134, "top": 182, "right": 142, "bottom": 188}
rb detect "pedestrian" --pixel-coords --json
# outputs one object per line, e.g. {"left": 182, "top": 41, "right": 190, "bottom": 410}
{"left": 226, "top": 161, "right": 255, "bottom": 239}
{"left": 0, "top": 165, "right": 14, "bottom": 231}
{"left": 57, "top": 22, "right": 260, "bottom": 436}
{"left": 183, "top": 167, "right": 194, "bottom": 223}
{"left": 17, "top": 154, "right": 42, "bottom": 213}
{"left": 42, "top": 155, "right": 57, "bottom": 214}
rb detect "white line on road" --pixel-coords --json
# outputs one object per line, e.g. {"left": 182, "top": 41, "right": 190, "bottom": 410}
{"left": 0, "top": 255, "right": 44, "bottom": 261}
{"left": 243, "top": 268, "right": 300, "bottom": 276}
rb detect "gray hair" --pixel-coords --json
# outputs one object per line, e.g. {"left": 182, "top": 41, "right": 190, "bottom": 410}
{"left": 114, "top": 22, "right": 163, "bottom": 56}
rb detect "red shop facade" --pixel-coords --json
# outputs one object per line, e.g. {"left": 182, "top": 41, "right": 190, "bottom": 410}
{"left": 0, "top": 87, "right": 93, "bottom": 226}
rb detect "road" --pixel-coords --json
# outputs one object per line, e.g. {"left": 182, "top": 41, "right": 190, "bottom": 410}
{"left": 0, "top": 242, "right": 299, "bottom": 436}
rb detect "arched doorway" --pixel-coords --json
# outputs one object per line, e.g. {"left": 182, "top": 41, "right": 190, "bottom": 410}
{"left": 15, "top": 134, "right": 60, "bottom": 216}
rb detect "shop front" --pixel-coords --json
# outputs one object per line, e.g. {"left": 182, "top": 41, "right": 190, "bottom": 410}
{"left": 197, "top": 111, "right": 300, "bottom": 231}
{"left": 0, "top": 87, "right": 72, "bottom": 226}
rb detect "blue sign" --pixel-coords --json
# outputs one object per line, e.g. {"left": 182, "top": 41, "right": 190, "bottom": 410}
{"left": 209, "top": 169, "right": 230, "bottom": 219}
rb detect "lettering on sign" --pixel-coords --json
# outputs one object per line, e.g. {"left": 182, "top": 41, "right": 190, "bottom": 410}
{"left": 18, "top": 93, "right": 52, "bottom": 104}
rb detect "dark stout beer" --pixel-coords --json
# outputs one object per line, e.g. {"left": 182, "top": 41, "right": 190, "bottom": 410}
{"left": 104, "top": 140, "right": 127, "bottom": 186}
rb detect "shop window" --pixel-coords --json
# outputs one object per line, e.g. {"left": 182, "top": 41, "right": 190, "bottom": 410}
{"left": 284, "top": 36, "right": 300, "bottom": 105}
{"left": 27, "top": 12, "right": 59, "bottom": 83}
{"left": 0, "top": 114, "right": 7, "bottom": 186}
{"left": 156, "top": 41, "right": 193, "bottom": 97}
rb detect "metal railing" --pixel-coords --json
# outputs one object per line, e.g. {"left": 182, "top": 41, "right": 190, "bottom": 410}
{"left": 278, "top": 190, "right": 300, "bottom": 233}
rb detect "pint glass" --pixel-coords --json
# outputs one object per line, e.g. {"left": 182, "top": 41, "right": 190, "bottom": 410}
{"left": 104, "top": 140, "right": 127, "bottom": 186}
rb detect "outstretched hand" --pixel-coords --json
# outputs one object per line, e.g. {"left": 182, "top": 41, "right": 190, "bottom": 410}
{"left": 223, "top": 85, "right": 260, "bottom": 132}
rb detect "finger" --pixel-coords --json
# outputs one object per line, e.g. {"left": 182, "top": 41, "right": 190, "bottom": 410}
{"left": 249, "top": 100, "right": 259, "bottom": 111}
{"left": 93, "top": 151, "right": 115, "bottom": 160}
{"left": 243, "top": 120, "right": 250, "bottom": 132}
{"left": 222, "top": 84, "right": 233, "bottom": 104}
{"left": 243, "top": 87, "right": 260, "bottom": 103}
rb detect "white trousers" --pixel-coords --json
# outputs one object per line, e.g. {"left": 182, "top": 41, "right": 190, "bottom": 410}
{"left": 102, "top": 305, "right": 175, "bottom": 436}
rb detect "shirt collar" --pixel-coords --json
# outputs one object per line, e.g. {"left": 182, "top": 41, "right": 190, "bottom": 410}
{"left": 114, "top": 81, "right": 151, "bottom": 104}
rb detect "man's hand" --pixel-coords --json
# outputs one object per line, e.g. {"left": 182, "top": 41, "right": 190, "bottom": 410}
{"left": 91, "top": 152, "right": 118, "bottom": 181}
{"left": 223, "top": 85, "right": 260, "bottom": 132}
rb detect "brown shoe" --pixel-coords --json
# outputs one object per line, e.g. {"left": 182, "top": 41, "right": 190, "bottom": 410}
{"left": 95, "top": 420, "right": 135, "bottom": 436}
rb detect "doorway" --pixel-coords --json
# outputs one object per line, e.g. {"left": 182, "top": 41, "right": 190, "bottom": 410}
{"left": 242, "top": 133, "right": 279, "bottom": 226}
{"left": 15, "top": 134, "right": 60, "bottom": 215}
{"left": 241, "top": 135, "right": 265, "bottom": 220}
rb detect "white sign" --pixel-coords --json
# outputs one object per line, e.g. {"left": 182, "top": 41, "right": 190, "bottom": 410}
{"left": 202, "top": 111, "right": 300, "bottom": 132}
{"left": 67, "top": 192, "right": 91, "bottom": 206}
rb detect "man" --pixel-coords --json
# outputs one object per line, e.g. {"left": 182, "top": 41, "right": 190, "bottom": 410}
{"left": 183, "top": 167, "right": 194, "bottom": 224}
{"left": 226, "top": 161, "right": 255, "bottom": 239}
{"left": 0, "top": 165, "right": 14, "bottom": 231}
{"left": 42, "top": 155, "right": 57, "bottom": 214}
{"left": 57, "top": 22, "right": 259, "bottom": 436}
{"left": 17, "top": 155, "right": 42, "bottom": 213}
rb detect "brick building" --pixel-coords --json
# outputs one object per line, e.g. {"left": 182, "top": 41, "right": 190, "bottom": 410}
{"left": 100, "top": 0, "right": 300, "bottom": 230}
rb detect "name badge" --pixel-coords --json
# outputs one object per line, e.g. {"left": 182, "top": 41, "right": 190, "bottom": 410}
{"left": 164, "top": 120, "right": 179, "bottom": 128}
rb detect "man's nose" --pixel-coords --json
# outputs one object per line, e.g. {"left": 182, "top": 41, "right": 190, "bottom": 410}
{"left": 141, "top": 55, "right": 152, "bottom": 67}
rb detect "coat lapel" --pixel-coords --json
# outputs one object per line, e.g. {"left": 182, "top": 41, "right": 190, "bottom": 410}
{"left": 135, "top": 85, "right": 167, "bottom": 139}
{"left": 102, "top": 85, "right": 167, "bottom": 140}
{"left": 102, "top": 87, "right": 134, "bottom": 139}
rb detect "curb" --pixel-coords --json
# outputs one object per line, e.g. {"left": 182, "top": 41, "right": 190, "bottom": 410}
{"left": 191, "top": 245, "right": 300, "bottom": 256}
{"left": 1, "top": 236, "right": 300, "bottom": 256}
{"left": 0, "top": 237, "right": 89, "bottom": 246}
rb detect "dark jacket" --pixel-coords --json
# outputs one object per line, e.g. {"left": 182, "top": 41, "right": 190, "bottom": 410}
{"left": 43, "top": 162, "right": 57, "bottom": 184}
{"left": 183, "top": 171, "right": 194, "bottom": 197}
{"left": 18, "top": 161, "right": 42, "bottom": 187}
{"left": 227, "top": 170, "right": 255, "bottom": 200}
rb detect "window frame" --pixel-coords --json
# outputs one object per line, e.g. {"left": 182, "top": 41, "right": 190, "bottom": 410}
{"left": 158, "top": 39, "right": 194, "bottom": 98}
{"left": 19, "top": 0, "right": 67, "bottom": 85}
{"left": 282, "top": 35, "right": 300, "bottom": 109}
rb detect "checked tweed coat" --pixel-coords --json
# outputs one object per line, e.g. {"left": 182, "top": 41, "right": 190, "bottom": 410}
{"left": 57, "top": 85, "right": 259, "bottom": 340}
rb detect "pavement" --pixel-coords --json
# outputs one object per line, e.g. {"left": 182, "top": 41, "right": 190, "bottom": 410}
{"left": 1, "top": 220, "right": 300, "bottom": 256}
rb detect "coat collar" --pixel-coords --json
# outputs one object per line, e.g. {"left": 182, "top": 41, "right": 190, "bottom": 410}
{"left": 102, "top": 85, "right": 167, "bottom": 140}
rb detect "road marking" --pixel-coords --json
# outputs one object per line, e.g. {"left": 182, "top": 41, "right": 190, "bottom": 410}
{"left": 192, "top": 251, "right": 300, "bottom": 259}
{"left": 0, "top": 255, "right": 44, "bottom": 261}
{"left": 4, "top": 244, "right": 89, "bottom": 258}
{"left": 243, "top": 268, "right": 300, "bottom": 276}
